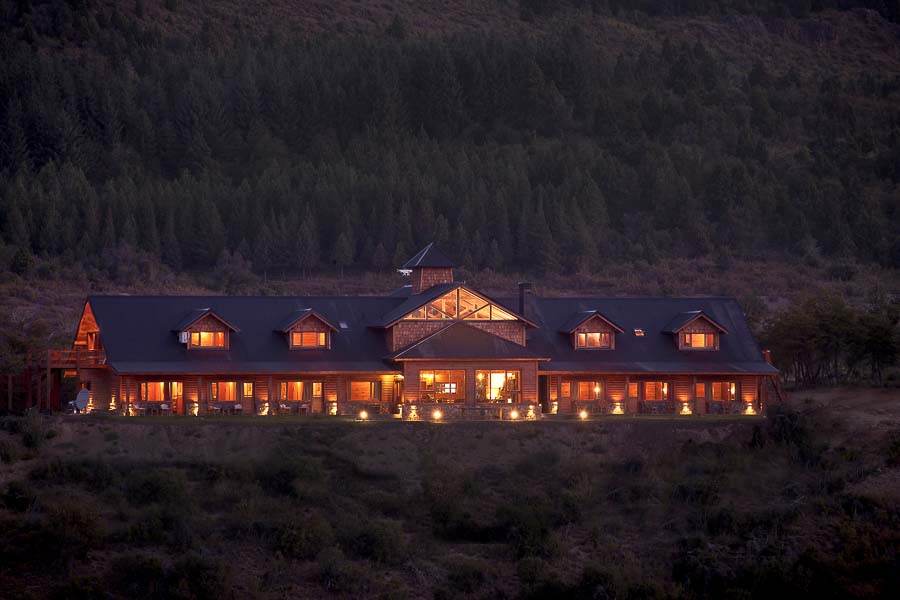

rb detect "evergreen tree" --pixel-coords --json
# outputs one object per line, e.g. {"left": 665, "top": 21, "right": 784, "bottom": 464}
{"left": 333, "top": 232, "right": 353, "bottom": 278}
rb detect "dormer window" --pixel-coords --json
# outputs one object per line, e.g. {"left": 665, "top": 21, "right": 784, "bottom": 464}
{"left": 276, "top": 308, "right": 337, "bottom": 350}
{"left": 291, "top": 331, "right": 327, "bottom": 348}
{"left": 664, "top": 311, "right": 727, "bottom": 351}
{"left": 683, "top": 333, "right": 716, "bottom": 349}
{"left": 190, "top": 331, "right": 226, "bottom": 348}
{"left": 576, "top": 332, "right": 611, "bottom": 349}
{"left": 175, "top": 309, "right": 238, "bottom": 350}
{"left": 561, "top": 310, "right": 623, "bottom": 350}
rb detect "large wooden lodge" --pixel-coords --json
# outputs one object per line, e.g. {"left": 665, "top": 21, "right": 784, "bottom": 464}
{"left": 61, "top": 244, "right": 779, "bottom": 419}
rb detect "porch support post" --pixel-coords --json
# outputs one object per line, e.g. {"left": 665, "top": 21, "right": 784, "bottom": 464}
{"left": 624, "top": 375, "right": 632, "bottom": 414}
{"left": 267, "top": 375, "right": 273, "bottom": 416}
{"left": 46, "top": 351, "right": 52, "bottom": 412}
{"left": 125, "top": 376, "right": 131, "bottom": 416}
{"left": 36, "top": 355, "right": 42, "bottom": 412}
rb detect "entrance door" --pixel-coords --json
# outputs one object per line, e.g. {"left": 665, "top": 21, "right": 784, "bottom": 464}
{"left": 538, "top": 375, "right": 549, "bottom": 412}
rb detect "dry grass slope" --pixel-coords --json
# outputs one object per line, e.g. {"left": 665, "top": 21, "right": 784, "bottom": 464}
{"left": 0, "top": 389, "right": 897, "bottom": 598}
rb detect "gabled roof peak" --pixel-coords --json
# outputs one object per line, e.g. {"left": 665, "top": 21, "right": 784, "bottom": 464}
{"left": 275, "top": 308, "right": 339, "bottom": 333}
{"left": 663, "top": 311, "right": 729, "bottom": 334}
{"left": 400, "top": 242, "right": 456, "bottom": 269}
{"left": 172, "top": 308, "right": 240, "bottom": 332}
{"left": 559, "top": 310, "right": 625, "bottom": 334}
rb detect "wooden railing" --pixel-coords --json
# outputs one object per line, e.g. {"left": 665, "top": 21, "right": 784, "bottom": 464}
{"left": 41, "top": 349, "right": 107, "bottom": 370}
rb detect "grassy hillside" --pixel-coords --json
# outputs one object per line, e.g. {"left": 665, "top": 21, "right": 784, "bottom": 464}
{"left": 0, "top": 389, "right": 898, "bottom": 598}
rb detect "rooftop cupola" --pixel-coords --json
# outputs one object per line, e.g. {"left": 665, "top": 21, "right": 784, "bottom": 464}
{"left": 399, "top": 242, "right": 456, "bottom": 294}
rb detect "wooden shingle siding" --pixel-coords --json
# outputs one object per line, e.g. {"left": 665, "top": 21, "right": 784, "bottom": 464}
{"left": 390, "top": 321, "right": 449, "bottom": 352}
{"left": 573, "top": 316, "right": 617, "bottom": 349}
{"left": 466, "top": 322, "right": 526, "bottom": 346}
{"left": 412, "top": 267, "right": 453, "bottom": 293}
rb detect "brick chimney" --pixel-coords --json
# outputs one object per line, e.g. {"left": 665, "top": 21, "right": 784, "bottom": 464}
{"left": 400, "top": 243, "right": 456, "bottom": 294}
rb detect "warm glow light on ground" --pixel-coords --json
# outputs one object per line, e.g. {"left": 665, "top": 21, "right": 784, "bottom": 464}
{"left": 359, "top": 410, "right": 368, "bottom": 420}
{"left": 432, "top": 409, "right": 442, "bottom": 421}
{"left": 579, "top": 409, "right": 588, "bottom": 420}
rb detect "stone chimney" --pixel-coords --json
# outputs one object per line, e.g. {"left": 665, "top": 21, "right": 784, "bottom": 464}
{"left": 400, "top": 243, "right": 456, "bottom": 294}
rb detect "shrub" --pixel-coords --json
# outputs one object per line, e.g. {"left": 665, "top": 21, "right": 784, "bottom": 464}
{"left": 766, "top": 404, "right": 817, "bottom": 462}
{"left": 126, "top": 467, "right": 190, "bottom": 506}
{"left": 44, "top": 503, "right": 105, "bottom": 559}
{"left": 51, "top": 575, "right": 106, "bottom": 600}
{"left": 421, "top": 460, "right": 484, "bottom": 539}
{"left": 21, "top": 413, "right": 49, "bottom": 450}
{"left": 0, "top": 440, "right": 19, "bottom": 464}
{"left": 2, "top": 480, "right": 36, "bottom": 512}
{"left": 316, "top": 547, "right": 374, "bottom": 595}
{"left": 339, "top": 517, "right": 406, "bottom": 564}
{"left": 885, "top": 432, "right": 900, "bottom": 467}
{"left": 517, "top": 556, "right": 566, "bottom": 597}
{"left": 496, "top": 500, "right": 560, "bottom": 559}
{"left": 168, "top": 554, "right": 231, "bottom": 600}
{"left": 107, "top": 553, "right": 166, "bottom": 598}
{"left": 445, "top": 555, "right": 495, "bottom": 593}
{"left": 127, "top": 508, "right": 166, "bottom": 546}
{"left": 259, "top": 453, "right": 326, "bottom": 496}
{"left": 275, "top": 511, "right": 334, "bottom": 559}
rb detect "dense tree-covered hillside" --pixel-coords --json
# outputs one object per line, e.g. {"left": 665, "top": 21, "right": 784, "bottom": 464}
{"left": 0, "top": 0, "right": 898, "bottom": 283}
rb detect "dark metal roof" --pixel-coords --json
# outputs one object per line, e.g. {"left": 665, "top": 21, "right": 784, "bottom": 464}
{"left": 507, "top": 295, "right": 776, "bottom": 375}
{"left": 389, "top": 322, "right": 548, "bottom": 361}
{"left": 274, "top": 308, "right": 339, "bottom": 332}
{"left": 558, "top": 310, "right": 625, "bottom": 334}
{"left": 89, "top": 295, "right": 405, "bottom": 374}
{"left": 400, "top": 242, "right": 456, "bottom": 268}
{"left": 173, "top": 308, "right": 240, "bottom": 332}
{"left": 86, "top": 293, "right": 775, "bottom": 376}
{"left": 662, "top": 311, "right": 729, "bottom": 334}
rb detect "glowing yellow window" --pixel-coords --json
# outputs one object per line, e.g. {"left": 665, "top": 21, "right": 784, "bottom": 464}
{"left": 140, "top": 382, "right": 165, "bottom": 401}
{"left": 292, "top": 331, "right": 327, "bottom": 348}
{"left": 243, "top": 382, "right": 253, "bottom": 397}
{"left": 684, "top": 333, "right": 715, "bottom": 348}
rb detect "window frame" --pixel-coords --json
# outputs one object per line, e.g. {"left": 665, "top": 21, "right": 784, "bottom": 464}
{"left": 349, "top": 381, "right": 381, "bottom": 402}
{"left": 210, "top": 381, "right": 237, "bottom": 402}
{"left": 188, "top": 330, "right": 227, "bottom": 349}
{"left": 577, "top": 381, "right": 603, "bottom": 400}
{"left": 419, "top": 369, "right": 466, "bottom": 403}
{"left": 475, "top": 370, "right": 521, "bottom": 404}
{"left": 643, "top": 381, "right": 668, "bottom": 401}
{"left": 682, "top": 332, "right": 717, "bottom": 350}
{"left": 140, "top": 381, "right": 165, "bottom": 402}
{"left": 401, "top": 288, "right": 518, "bottom": 322}
{"left": 290, "top": 330, "right": 328, "bottom": 349}
{"left": 575, "top": 331, "right": 612, "bottom": 350}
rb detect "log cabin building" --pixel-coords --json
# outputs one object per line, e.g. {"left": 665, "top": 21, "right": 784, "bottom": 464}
{"left": 67, "top": 243, "right": 779, "bottom": 419}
